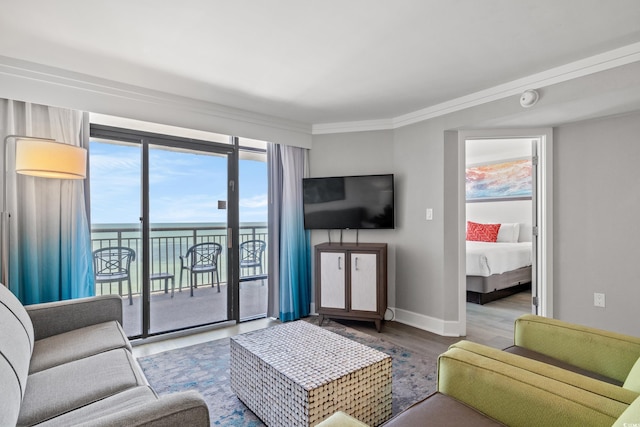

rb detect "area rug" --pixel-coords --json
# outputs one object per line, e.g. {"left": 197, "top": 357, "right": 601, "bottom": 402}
{"left": 138, "top": 319, "right": 437, "bottom": 426}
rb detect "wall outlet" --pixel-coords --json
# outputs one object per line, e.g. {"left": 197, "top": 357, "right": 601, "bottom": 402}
{"left": 594, "top": 292, "right": 606, "bottom": 308}
{"left": 426, "top": 208, "right": 433, "bottom": 221}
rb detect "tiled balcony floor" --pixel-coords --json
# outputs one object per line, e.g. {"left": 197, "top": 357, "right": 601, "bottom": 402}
{"left": 117, "top": 279, "right": 267, "bottom": 337}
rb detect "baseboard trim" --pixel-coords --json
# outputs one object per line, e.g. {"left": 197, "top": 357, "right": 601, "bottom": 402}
{"left": 309, "top": 303, "right": 462, "bottom": 337}
{"left": 392, "top": 307, "right": 463, "bottom": 337}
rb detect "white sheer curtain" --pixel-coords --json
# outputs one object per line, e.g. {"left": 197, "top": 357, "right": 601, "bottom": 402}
{"left": 0, "top": 99, "right": 94, "bottom": 303}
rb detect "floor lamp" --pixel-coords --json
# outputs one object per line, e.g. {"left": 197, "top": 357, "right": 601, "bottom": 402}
{"left": 2, "top": 135, "right": 87, "bottom": 288}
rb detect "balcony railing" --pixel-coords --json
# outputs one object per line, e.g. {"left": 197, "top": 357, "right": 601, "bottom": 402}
{"left": 91, "top": 223, "right": 267, "bottom": 296}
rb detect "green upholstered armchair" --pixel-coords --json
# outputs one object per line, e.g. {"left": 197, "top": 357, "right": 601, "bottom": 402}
{"left": 324, "top": 315, "right": 640, "bottom": 427}
{"left": 381, "top": 342, "right": 640, "bottom": 427}
{"left": 384, "top": 315, "right": 640, "bottom": 427}
{"left": 437, "top": 345, "right": 633, "bottom": 426}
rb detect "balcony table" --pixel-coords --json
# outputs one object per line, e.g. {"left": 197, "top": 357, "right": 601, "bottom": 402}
{"left": 150, "top": 272, "right": 175, "bottom": 297}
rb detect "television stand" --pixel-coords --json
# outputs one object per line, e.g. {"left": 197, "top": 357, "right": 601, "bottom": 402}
{"left": 315, "top": 242, "right": 387, "bottom": 332}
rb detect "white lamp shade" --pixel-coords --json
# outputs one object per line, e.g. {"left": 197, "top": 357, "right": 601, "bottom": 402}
{"left": 15, "top": 138, "right": 87, "bottom": 179}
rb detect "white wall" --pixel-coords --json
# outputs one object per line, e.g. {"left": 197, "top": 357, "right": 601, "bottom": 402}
{"left": 466, "top": 200, "right": 531, "bottom": 228}
{"left": 554, "top": 111, "right": 640, "bottom": 335}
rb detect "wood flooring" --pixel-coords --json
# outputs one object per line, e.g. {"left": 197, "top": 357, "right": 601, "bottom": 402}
{"left": 335, "top": 290, "right": 532, "bottom": 360}
{"left": 132, "top": 290, "right": 531, "bottom": 359}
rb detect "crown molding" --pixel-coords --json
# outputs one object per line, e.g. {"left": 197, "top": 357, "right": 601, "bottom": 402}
{"left": 312, "top": 41, "right": 640, "bottom": 134}
{"left": 3, "top": 39, "right": 640, "bottom": 140}
{"left": 312, "top": 118, "right": 395, "bottom": 135}
{"left": 0, "top": 55, "right": 312, "bottom": 136}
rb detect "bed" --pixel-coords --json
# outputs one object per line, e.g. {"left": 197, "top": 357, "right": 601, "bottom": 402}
{"left": 466, "top": 222, "right": 533, "bottom": 304}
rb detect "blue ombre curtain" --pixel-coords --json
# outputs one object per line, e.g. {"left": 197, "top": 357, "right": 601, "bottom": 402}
{"left": 1, "top": 99, "right": 94, "bottom": 304}
{"left": 267, "top": 143, "right": 311, "bottom": 321}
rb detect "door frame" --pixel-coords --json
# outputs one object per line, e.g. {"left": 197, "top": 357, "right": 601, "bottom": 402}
{"left": 457, "top": 129, "right": 553, "bottom": 336}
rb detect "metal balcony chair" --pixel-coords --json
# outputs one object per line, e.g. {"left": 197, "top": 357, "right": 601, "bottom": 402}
{"left": 179, "top": 242, "right": 222, "bottom": 296}
{"left": 239, "top": 240, "right": 266, "bottom": 284}
{"left": 93, "top": 247, "right": 136, "bottom": 305}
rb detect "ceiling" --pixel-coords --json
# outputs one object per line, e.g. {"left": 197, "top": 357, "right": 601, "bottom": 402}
{"left": 1, "top": 0, "right": 640, "bottom": 127}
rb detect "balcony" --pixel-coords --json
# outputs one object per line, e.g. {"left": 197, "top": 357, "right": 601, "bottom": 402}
{"left": 91, "top": 223, "right": 268, "bottom": 337}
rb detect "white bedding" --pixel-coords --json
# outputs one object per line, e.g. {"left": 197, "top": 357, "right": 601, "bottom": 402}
{"left": 466, "top": 241, "right": 532, "bottom": 277}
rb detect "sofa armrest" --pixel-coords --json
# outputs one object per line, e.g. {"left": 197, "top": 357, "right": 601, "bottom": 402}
{"left": 438, "top": 346, "right": 630, "bottom": 426}
{"left": 80, "top": 391, "right": 210, "bottom": 427}
{"left": 514, "top": 314, "right": 640, "bottom": 383}
{"left": 26, "top": 295, "right": 123, "bottom": 340}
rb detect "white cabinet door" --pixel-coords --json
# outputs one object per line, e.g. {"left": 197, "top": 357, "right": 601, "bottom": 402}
{"left": 320, "top": 251, "right": 346, "bottom": 309}
{"left": 350, "top": 253, "right": 378, "bottom": 312}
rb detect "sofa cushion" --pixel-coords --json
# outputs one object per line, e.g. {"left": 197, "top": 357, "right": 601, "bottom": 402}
{"left": 26, "top": 295, "right": 123, "bottom": 341}
{"left": 30, "top": 320, "right": 131, "bottom": 374}
{"left": 0, "top": 284, "right": 34, "bottom": 427}
{"left": 504, "top": 345, "right": 623, "bottom": 386}
{"left": 35, "top": 386, "right": 157, "bottom": 427}
{"left": 18, "top": 348, "right": 147, "bottom": 426}
{"left": 37, "top": 387, "right": 210, "bottom": 427}
{"left": 382, "top": 393, "right": 506, "bottom": 426}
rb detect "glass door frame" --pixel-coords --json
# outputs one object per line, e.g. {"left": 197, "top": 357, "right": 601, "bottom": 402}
{"left": 90, "top": 124, "right": 240, "bottom": 339}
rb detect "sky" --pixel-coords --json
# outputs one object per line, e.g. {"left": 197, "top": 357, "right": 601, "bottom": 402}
{"left": 89, "top": 140, "right": 268, "bottom": 225}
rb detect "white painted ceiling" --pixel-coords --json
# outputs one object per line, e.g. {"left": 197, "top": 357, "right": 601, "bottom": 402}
{"left": 1, "top": 0, "right": 640, "bottom": 126}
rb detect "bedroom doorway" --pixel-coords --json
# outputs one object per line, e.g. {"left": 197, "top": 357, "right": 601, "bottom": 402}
{"left": 465, "top": 137, "right": 535, "bottom": 308}
{"left": 458, "top": 129, "right": 553, "bottom": 336}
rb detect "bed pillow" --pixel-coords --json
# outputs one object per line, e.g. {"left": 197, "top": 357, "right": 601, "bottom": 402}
{"left": 497, "top": 223, "right": 520, "bottom": 243}
{"left": 466, "top": 221, "right": 501, "bottom": 242}
{"left": 518, "top": 224, "right": 533, "bottom": 242}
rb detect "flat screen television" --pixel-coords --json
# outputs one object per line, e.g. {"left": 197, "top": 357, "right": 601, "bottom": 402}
{"left": 303, "top": 174, "right": 394, "bottom": 229}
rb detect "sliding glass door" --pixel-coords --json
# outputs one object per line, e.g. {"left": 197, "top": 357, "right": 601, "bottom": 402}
{"left": 238, "top": 138, "right": 268, "bottom": 320}
{"left": 90, "top": 125, "right": 238, "bottom": 338}
{"left": 147, "top": 144, "right": 231, "bottom": 334}
{"left": 89, "top": 123, "right": 271, "bottom": 338}
{"left": 90, "top": 138, "right": 143, "bottom": 337}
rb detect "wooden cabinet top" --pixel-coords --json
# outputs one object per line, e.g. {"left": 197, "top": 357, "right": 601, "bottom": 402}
{"left": 315, "top": 242, "right": 387, "bottom": 251}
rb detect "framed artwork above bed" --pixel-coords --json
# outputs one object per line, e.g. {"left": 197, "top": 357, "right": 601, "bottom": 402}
{"left": 466, "top": 157, "right": 532, "bottom": 203}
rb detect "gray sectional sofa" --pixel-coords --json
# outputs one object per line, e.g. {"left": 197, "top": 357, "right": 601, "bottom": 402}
{"left": 0, "top": 284, "right": 209, "bottom": 426}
